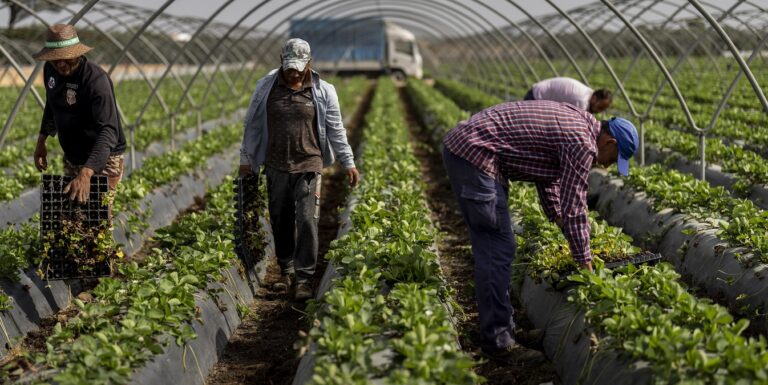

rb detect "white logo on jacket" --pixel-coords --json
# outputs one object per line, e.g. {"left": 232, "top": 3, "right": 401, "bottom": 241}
{"left": 65, "top": 89, "right": 76, "bottom": 106}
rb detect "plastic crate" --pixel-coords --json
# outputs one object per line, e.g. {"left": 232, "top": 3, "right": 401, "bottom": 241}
{"left": 233, "top": 174, "right": 262, "bottom": 269}
{"left": 40, "top": 174, "right": 113, "bottom": 280}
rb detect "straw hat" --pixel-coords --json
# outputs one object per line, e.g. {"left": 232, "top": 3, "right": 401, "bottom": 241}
{"left": 33, "top": 24, "right": 92, "bottom": 61}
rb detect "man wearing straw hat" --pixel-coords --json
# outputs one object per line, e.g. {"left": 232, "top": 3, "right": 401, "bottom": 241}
{"left": 32, "top": 24, "right": 126, "bottom": 204}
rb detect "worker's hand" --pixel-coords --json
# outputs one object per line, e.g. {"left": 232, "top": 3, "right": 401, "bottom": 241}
{"left": 239, "top": 164, "right": 252, "bottom": 176}
{"left": 555, "top": 216, "right": 564, "bottom": 228}
{"left": 347, "top": 167, "right": 359, "bottom": 188}
{"left": 63, "top": 167, "right": 94, "bottom": 204}
{"left": 579, "top": 261, "right": 594, "bottom": 273}
{"left": 34, "top": 137, "right": 48, "bottom": 171}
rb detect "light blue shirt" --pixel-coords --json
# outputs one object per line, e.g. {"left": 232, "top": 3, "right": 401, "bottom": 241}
{"left": 240, "top": 68, "right": 356, "bottom": 172}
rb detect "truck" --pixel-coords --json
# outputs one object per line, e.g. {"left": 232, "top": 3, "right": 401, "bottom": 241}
{"left": 289, "top": 18, "right": 423, "bottom": 79}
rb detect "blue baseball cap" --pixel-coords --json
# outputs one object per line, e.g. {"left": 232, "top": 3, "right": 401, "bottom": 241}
{"left": 607, "top": 117, "right": 638, "bottom": 176}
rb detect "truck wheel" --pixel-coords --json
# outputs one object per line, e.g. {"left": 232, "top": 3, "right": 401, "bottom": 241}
{"left": 391, "top": 70, "right": 407, "bottom": 82}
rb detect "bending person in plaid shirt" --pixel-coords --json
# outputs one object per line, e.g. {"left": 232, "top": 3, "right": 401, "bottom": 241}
{"left": 442, "top": 100, "right": 638, "bottom": 363}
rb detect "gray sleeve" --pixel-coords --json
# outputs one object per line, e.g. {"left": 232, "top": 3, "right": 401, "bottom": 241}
{"left": 323, "top": 83, "right": 356, "bottom": 169}
{"left": 240, "top": 85, "right": 261, "bottom": 167}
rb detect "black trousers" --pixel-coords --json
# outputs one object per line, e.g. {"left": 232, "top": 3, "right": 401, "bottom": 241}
{"left": 265, "top": 167, "right": 322, "bottom": 283}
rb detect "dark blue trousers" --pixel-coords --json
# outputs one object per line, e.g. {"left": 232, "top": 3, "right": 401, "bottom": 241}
{"left": 442, "top": 147, "right": 517, "bottom": 350}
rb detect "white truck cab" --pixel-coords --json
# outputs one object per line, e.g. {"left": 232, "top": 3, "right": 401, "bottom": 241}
{"left": 385, "top": 22, "right": 423, "bottom": 79}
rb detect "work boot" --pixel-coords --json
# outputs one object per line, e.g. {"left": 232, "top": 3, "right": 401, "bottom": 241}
{"left": 482, "top": 343, "right": 546, "bottom": 365}
{"left": 295, "top": 282, "right": 313, "bottom": 301}
{"left": 273, "top": 272, "right": 294, "bottom": 293}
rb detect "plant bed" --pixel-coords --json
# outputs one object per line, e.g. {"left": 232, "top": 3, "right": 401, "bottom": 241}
{"left": 509, "top": 181, "right": 768, "bottom": 384}
{"left": 587, "top": 167, "right": 768, "bottom": 333}
{"left": 2, "top": 175, "right": 274, "bottom": 385}
{"left": 644, "top": 143, "right": 768, "bottom": 210}
{"left": 0, "top": 140, "right": 242, "bottom": 359}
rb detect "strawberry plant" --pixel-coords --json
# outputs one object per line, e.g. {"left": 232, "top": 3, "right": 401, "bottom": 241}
{"left": 405, "top": 79, "right": 469, "bottom": 140}
{"left": 434, "top": 78, "right": 502, "bottom": 113}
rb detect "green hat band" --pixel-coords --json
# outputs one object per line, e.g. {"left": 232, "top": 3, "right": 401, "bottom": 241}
{"left": 44, "top": 36, "right": 80, "bottom": 48}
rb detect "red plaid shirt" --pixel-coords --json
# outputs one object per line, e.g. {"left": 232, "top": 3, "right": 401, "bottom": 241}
{"left": 444, "top": 101, "right": 599, "bottom": 264}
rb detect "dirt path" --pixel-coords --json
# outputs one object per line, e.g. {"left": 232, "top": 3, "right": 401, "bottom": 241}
{"left": 397, "top": 86, "right": 560, "bottom": 385}
{"left": 205, "top": 81, "right": 374, "bottom": 385}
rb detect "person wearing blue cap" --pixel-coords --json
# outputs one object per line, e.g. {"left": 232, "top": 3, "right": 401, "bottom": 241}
{"left": 240, "top": 38, "right": 359, "bottom": 301}
{"left": 443, "top": 100, "right": 638, "bottom": 362}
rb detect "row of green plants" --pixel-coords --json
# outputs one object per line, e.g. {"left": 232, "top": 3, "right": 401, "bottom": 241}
{"left": 508, "top": 181, "right": 768, "bottom": 384}
{"left": 2, "top": 173, "right": 258, "bottom": 384}
{"left": 644, "top": 120, "right": 768, "bottom": 193}
{"left": 405, "top": 79, "right": 468, "bottom": 140}
{"left": 306, "top": 78, "right": 480, "bottom": 385}
{"left": 614, "top": 164, "right": 768, "bottom": 265}
{"left": 433, "top": 78, "right": 502, "bottom": 113}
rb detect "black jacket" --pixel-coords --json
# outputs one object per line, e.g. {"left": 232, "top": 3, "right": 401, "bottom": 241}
{"left": 40, "top": 56, "right": 126, "bottom": 172}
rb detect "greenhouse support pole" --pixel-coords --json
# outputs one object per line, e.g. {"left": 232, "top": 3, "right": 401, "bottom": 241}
{"left": 698, "top": 133, "right": 706, "bottom": 181}
{"left": 129, "top": 124, "right": 136, "bottom": 171}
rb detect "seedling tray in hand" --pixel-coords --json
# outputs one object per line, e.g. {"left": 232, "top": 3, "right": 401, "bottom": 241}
{"left": 40, "top": 174, "right": 113, "bottom": 280}
{"left": 604, "top": 251, "right": 663, "bottom": 270}
{"left": 233, "top": 173, "right": 262, "bottom": 270}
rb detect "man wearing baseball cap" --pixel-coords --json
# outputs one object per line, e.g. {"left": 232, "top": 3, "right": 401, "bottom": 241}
{"left": 32, "top": 24, "right": 126, "bottom": 205}
{"left": 442, "top": 100, "right": 638, "bottom": 362}
{"left": 240, "top": 38, "right": 359, "bottom": 301}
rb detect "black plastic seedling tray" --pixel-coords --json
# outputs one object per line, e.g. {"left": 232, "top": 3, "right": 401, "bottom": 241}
{"left": 233, "top": 173, "right": 261, "bottom": 270}
{"left": 604, "top": 251, "right": 664, "bottom": 270}
{"left": 40, "top": 174, "right": 113, "bottom": 280}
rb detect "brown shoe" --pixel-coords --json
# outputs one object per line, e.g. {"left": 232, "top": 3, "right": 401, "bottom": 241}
{"left": 482, "top": 343, "right": 546, "bottom": 365}
{"left": 274, "top": 272, "right": 294, "bottom": 292}
{"left": 295, "top": 282, "right": 313, "bottom": 301}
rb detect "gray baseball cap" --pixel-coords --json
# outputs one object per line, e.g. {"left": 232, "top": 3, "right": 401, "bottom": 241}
{"left": 282, "top": 38, "right": 311, "bottom": 72}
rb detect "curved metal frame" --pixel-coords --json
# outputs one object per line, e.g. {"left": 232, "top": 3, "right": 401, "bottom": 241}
{"left": 0, "top": 0, "right": 766, "bottom": 185}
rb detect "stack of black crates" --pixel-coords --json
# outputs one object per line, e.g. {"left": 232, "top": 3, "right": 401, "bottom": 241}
{"left": 40, "top": 174, "right": 112, "bottom": 279}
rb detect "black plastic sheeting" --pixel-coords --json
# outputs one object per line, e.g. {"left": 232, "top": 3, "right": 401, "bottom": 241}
{"left": 0, "top": 146, "right": 241, "bottom": 359}
{"left": 588, "top": 169, "right": 768, "bottom": 333}
{"left": 645, "top": 144, "right": 768, "bottom": 210}
{"left": 517, "top": 276, "right": 653, "bottom": 385}
{"left": 128, "top": 217, "right": 274, "bottom": 385}
{"left": 0, "top": 109, "right": 247, "bottom": 230}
